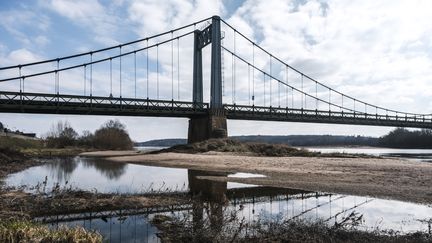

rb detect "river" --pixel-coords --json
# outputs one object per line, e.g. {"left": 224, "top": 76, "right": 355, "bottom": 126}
{"left": 4, "top": 147, "right": 432, "bottom": 242}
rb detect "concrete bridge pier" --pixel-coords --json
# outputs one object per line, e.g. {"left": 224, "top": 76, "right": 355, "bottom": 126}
{"left": 187, "top": 109, "right": 227, "bottom": 144}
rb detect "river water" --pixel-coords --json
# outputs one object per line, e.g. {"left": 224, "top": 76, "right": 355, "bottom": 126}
{"left": 4, "top": 147, "right": 432, "bottom": 242}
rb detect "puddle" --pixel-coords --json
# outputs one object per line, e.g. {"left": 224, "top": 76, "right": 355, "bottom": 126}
{"left": 228, "top": 172, "right": 266, "bottom": 178}
{"left": 307, "top": 147, "right": 432, "bottom": 162}
{"left": 5, "top": 157, "right": 189, "bottom": 193}
{"left": 41, "top": 188, "right": 432, "bottom": 241}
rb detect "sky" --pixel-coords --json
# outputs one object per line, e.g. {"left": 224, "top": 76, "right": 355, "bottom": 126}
{"left": 1, "top": 0, "right": 432, "bottom": 141}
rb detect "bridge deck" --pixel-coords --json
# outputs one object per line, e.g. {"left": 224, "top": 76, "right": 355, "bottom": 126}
{"left": 0, "top": 91, "right": 208, "bottom": 118}
{"left": 225, "top": 104, "right": 432, "bottom": 129}
{"left": 1, "top": 91, "right": 431, "bottom": 128}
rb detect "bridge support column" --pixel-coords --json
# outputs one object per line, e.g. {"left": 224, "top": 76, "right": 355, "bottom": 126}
{"left": 187, "top": 109, "right": 227, "bottom": 143}
{"left": 188, "top": 16, "right": 227, "bottom": 144}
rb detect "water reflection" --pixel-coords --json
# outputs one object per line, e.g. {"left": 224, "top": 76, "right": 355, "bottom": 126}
{"left": 61, "top": 214, "right": 160, "bottom": 243}
{"left": 307, "top": 147, "right": 432, "bottom": 162}
{"left": 6, "top": 157, "right": 188, "bottom": 193}
{"left": 39, "top": 169, "right": 432, "bottom": 242}
{"left": 44, "top": 157, "right": 79, "bottom": 183}
{"left": 80, "top": 158, "right": 127, "bottom": 180}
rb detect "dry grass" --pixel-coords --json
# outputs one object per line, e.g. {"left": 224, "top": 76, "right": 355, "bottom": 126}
{"left": 155, "top": 138, "right": 373, "bottom": 158}
{"left": 156, "top": 138, "right": 316, "bottom": 157}
{"left": 0, "top": 136, "right": 43, "bottom": 150}
{"left": 0, "top": 220, "right": 102, "bottom": 242}
{"left": 152, "top": 204, "right": 432, "bottom": 243}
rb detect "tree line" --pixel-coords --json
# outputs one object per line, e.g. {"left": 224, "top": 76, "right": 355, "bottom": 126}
{"left": 378, "top": 128, "right": 432, "bottom": 148}
{"left": 45, "top": 120, "right": 133, "bottom": 150}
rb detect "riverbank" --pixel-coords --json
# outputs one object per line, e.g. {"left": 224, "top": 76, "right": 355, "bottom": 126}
{"left": 0, "top": 147, "right": 97, "bottom": 181}
{"left": 100, "top": 151, "right": 432, "bottom": 205}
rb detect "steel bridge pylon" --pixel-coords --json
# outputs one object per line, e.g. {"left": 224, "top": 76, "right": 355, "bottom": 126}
{"left": 188, "top": 15, "right": 227, "bottom": 143}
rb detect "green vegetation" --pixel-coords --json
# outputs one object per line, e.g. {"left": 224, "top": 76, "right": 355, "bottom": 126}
{"left": 0, "top": 220, "right": 101, "bottom": 242}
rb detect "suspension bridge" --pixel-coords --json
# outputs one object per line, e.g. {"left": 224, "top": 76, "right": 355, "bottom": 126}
{"left": 1, "top": 16, "right": 431, "bottom": 142}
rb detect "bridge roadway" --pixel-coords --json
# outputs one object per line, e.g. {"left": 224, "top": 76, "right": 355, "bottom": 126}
{"left": 1, "top": 91, "right": 432, "bottom": 129}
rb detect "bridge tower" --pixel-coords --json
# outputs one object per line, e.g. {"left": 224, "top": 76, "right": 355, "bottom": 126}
{"left": 188, "top": 15, "right": 227, "bottom": 143}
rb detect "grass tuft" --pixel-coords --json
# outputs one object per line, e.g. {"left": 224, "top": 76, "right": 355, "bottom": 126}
{"left": 0, "top": 220, "right": 102, "bottom": 242}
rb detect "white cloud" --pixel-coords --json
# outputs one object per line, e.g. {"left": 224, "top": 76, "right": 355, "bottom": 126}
{"left": 0, "top": 9, "right": 51, "bottom": 46}
{"left": 41, "top": 0, "right": 124, "bottom": 46}
{"left": 2, "top": 1, "right": 432, "bottom": 140}
{"left": 225, "top": 0, "right": 432, "bottom": 115}
{"left": 128, "top": 0, "right": 224, "bottom": 37}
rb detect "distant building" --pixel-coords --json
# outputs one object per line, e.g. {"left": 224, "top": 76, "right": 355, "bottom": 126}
{"left": 23, "top": 133, "right": 37, "bottom": 138}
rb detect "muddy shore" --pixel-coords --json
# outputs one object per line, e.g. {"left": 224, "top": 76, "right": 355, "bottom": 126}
{"left": 85, "top": 151, "right": 432, "bottom": 205}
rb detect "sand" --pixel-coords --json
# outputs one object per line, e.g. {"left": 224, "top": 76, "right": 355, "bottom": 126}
{"left": 84, "top": 151, "right": 432, "bottom": 205}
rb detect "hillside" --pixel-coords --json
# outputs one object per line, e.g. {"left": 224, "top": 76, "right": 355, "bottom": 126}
{"left": 136, "top": 135, "right": 379, "bottom": 147}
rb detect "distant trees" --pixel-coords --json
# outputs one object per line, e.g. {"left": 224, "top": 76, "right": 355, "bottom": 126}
{"left": 45, "top": 120, "right": 133, "bottom": 150}
{"left": 45, "top": 121, "right": 78, "bottom": 148}
{"left": 378, "top": 128, "right": 432, "bottom": 148}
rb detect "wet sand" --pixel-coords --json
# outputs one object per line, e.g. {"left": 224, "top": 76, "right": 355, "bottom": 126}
{"left": 92, "top": 151, "right": 432, "bottom": 205}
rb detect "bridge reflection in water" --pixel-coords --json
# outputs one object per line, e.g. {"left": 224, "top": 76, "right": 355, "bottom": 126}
{"left": 40, "top": 169, "right": 382, "bottom": 242}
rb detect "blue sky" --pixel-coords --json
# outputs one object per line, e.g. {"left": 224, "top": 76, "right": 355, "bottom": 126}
{"left": 1, "top": 0, "right": 432, "bottom": 141}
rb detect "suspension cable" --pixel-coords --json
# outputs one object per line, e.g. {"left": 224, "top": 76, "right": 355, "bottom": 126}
{"left": 0, "top": 31, "right": 194, "bottom": 83}
{"left": 286, "top": 66, "right": 289, "bottom": 108}
{"left": 83, "top": 65, "right": 86, "bottom": 96}
{"left": 0, "top": 17, "right": 212, "bottom": 70}
{"left": 19, "top": 66, "right": 22, "bottom": 92}
{"left": 157, "top": 44, "right": 159, "bottom": 99}
{"left": 222, "top": 46, "right": 360, "bottom": 113}
{"left": 56, "top": 60, "right": 60, "bottom": 94}
{"left": 248, "top": 64, "right": 251, "bottom": 105}
{"left": 315, "top": 81, "right": 318, "bottom": 110}
{"left": 269, "top": 55, "right": 272, "bottom": 106}
{"left": 252, "top": 44, "right": 255, "bottom": 105}
{"left": 233, "top": 30, "right": 236, "bottom": 104}
{"left": 109, "top": 58, "right": 112, "bottom": 96}
{"left": 220, "top": 19, "right": 428, "bottom": 116}
{"left": 301, "top": 74, "right": 304, "bottom": 109}
{"left": 177, "top": 37, "right": 180, "bottom": 100}
{"left": 146, "top": 39, "right": 149, "bottom": 99}
{"left": 90, "top": 54, "right": 93, "bottom": 96}
{"left": 263, "top": 72, "right": 266, "bottom": 106}
{"left": 171, "top": 32, "right": 174, "bottom": 100}
{"left": 134, "top": 51, "right": 137, "bottom": 99}
{"left": 232, "top": 52, "right": 235, "bottom": 104}
{"left": 119, "top": 46, "right": 122, "bottom": 98}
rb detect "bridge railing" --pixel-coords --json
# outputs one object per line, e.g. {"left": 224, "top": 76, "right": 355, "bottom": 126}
{"left": 0, "top": 91, "right": 209, "bottom": 116}
{"left": 224, "top": 104, "right": 432, "bottom": 125}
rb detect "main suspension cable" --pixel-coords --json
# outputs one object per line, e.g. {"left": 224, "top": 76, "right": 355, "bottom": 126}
{"left": 0, "top": 17, "right": 212, "bottom": 70}
{"left": 220, "top": 19, "right": 428, "bottom": 116}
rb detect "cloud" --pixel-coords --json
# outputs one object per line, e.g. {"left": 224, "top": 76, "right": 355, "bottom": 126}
{"left": 127, "top": 0, "right": 224, "bottom": 37}
{"left": 2, "top": 1, "right": 432, "bottom": 140}
{"left": 225, "top": 0, "right": 432, "bottom": 114}
{"left": 41, "top": 0, "right": 125, "bottom": 46}
{"left": 0, "top": 9, "right": 51, "bottom": 47}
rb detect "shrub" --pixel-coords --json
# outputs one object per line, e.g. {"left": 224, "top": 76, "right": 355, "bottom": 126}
{"left": 92, "top": 120, "right": 133, "bottom": 150}
{"left": 45, "top": 121, "right": 78, "bottom": 148}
